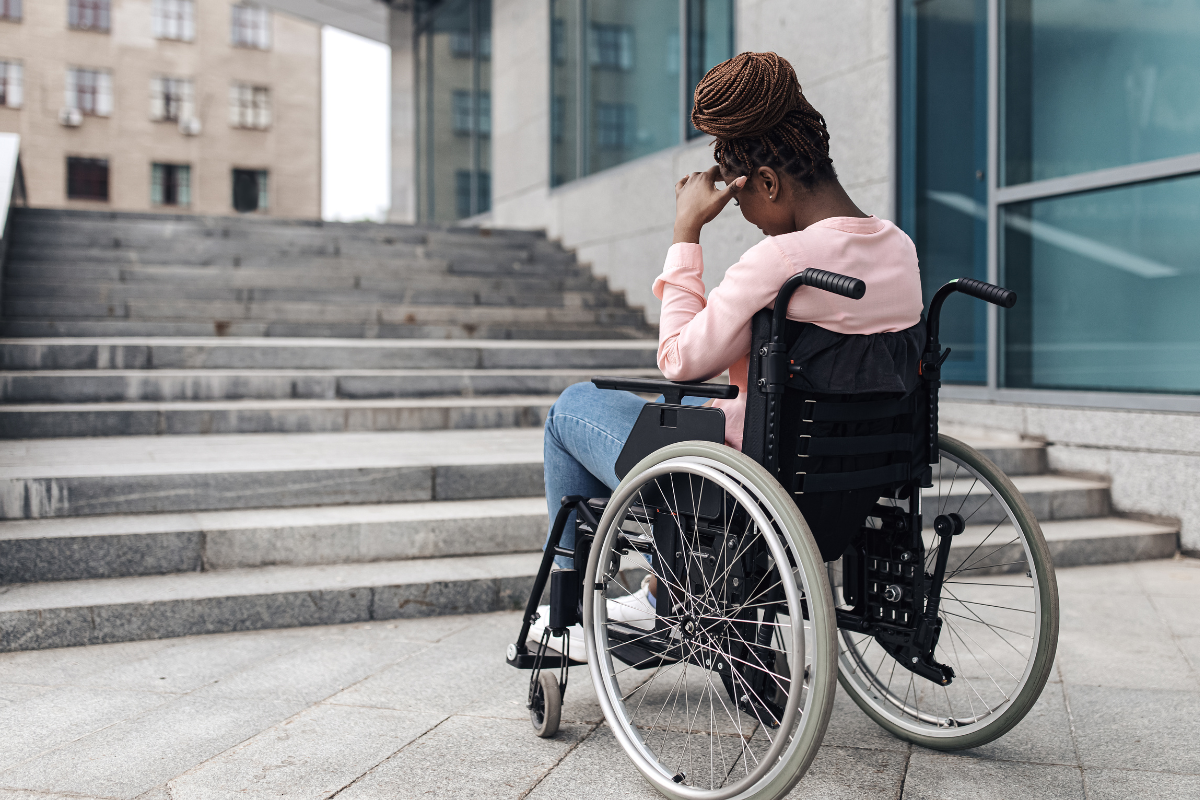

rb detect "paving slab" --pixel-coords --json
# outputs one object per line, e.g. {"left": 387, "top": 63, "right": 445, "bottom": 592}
{"left": 900, "top": 751, "right": 1085, "bottom": 800}
{"left": 335, "top": 715, "right": 593, "bottom": 800}
{"left": 162, "top": 704, "right": 445, "bottom": 800}
{"left": 1066, "top": 684, "right": 1200, "bottom": 774}
{"left": 1083, "top": 768, "right": 1200, "bottom": 800}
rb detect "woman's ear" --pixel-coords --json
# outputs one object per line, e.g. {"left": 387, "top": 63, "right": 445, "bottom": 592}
{"left": 757, "top": 166, "right": 781, "bottom": 202}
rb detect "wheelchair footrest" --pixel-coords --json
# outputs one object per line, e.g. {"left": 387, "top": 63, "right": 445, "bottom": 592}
{"left": 506, "top": 642, "right": 585, "bottom": 670}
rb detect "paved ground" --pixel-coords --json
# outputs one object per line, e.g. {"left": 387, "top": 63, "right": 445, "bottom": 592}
{"left": 1, "top": 557, "right": 1198, "bottom": 800}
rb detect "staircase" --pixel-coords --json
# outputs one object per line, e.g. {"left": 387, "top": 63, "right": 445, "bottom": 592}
{"left": 0, "top": 209, "right": 1179, "bottom": 652}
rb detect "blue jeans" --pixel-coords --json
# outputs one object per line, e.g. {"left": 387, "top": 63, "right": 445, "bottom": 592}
{"left": 543, "top": 382, "right": 705, "bottom": 566}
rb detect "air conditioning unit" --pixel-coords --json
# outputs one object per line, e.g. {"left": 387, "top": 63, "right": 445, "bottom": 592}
{"left": 59, "top": 107, "right": 83, "bottom": 127}
{"left": 179, "top": 117, "right": 202, "bottom": 136}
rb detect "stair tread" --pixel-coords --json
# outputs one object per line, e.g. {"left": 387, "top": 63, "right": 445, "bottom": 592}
{"left": 0, "top": 496, "right": 547, "bottom": 540}
{"left": 0, "top": 336, "right": 658, "bottom": 349}
{"left": 0, "top": 395, "right": 559, "bottom": 412}
{"left": 0, "top": 551, "right": 543, "bottom": 611}
{"left": 958, "top": 515, "right": 1178, "bottom": 545}
{"left": 0, "top": 428, "right": 546, "bottom": 479}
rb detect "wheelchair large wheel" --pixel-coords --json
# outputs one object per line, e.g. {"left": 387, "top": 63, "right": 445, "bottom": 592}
{"left": 583, "top": 441, "right": 838, "bottom": 800}
{"left": 832, "top": 434, "right": 1059, "bottom": 750}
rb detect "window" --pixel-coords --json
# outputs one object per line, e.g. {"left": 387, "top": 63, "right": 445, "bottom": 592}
{"left": 595, "top": 102, "right": 634, "bottom": 150}
{"left": 899, "top": 0, "right": 1200, "bottom": 396}
{"left": 229, "top": 84, "right": 270, "bottom": 129}
{"left": 153, "top": 0, "right": 194, "bottom": 41}
{"left": 231, "top": 3, "right": 270, "bottom": 49}
{"left": 66, "top": 68, "right": 112, "bottom": 116}
{"left": 415, "top": 0, "right": 491, "bottom": 222}
{"left": 551, "top": 0, "right": 734, "bottom": 186}
{"left": 453, "top": 90, "right": 492, "bottom": 138}
{"left": 0, "top": 61, "right": 22, "bottom": 108}
{"left": 150, "top": 77, "right": 193, "bottom": 122}
{"left": 589, "top": 23, "right": 633, "bottom": 71}
{"left": 68, "top": 0, "right": 109, "bottom": 32}
{"left": 232, "top": 168, "right": 267, "bottom": 212}
{"left": 66, "top": 157, "right": 108, "bottom": 200}
{"left": 1, "top": 0, "right": 21, "bottom": 23}
{"left": 151, "top": 163, "right": 190, "bottom": 206}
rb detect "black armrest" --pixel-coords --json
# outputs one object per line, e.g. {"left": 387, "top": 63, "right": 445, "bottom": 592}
{"left": 591, "top": 376, "right": 738, "bottom": 405}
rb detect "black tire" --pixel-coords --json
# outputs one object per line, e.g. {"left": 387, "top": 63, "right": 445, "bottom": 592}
{"left": 833, "top": 434, "right": 1060, "bottom": 750}
{"left": 530, "top": 669, "right": 562, "bottom": 738}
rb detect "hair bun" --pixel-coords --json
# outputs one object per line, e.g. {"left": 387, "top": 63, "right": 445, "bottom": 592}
{"left": 691, "top": 52, "right": 802, "bottom": 140}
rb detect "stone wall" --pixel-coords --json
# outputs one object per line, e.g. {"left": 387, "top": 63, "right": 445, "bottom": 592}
{"left": 942, "top": 400, "right": 1200, "bottom": 553}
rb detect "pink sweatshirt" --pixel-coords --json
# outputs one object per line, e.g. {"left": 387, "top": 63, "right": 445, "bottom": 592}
{"left": 652, "top": 216, "right": 924, "bottom": 450}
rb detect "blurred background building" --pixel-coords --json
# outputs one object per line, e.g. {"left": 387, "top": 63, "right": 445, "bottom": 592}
{"left": 0, "top": 0, "right": 321, "bottom": 216}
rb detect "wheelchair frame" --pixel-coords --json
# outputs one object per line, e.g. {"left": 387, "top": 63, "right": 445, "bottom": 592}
{"left": 506, "top": 269, "right": 1023, "bottom": 745}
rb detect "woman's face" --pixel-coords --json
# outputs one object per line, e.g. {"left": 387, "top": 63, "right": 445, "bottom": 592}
{"left": 719, "top": 164, "right": 799, "bottom": 237}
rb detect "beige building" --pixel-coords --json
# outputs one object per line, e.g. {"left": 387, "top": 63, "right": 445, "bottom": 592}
{"left": 0, "top": 0, "right": 321, "bottom": 217}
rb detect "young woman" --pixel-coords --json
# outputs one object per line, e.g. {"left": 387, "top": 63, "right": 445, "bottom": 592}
{"left": 533, "top": 52, "right": 924, "bottom": 649}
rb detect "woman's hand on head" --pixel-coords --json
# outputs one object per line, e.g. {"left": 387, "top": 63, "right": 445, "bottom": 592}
{"left": 673, "top": 166, "right": 746, "bottom": 244}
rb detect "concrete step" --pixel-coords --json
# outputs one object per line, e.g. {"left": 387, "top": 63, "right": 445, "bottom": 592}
{"left": 4, "top": 273, "right": 614, "bottom": 302}
{"left": 0, "top": 337, "right": 660, "bottom": 371}
{"left": 0, "top": 318, "right": 651, "bottom": 340}
{"left": 0, "top": 515, "right": 1176, "bottom": 652}
{"left": 0, "top": 428, "right": 547, "bottom": 520}
{"left": 0, "top": 367, "right": 660, "bottom": 403}
{"left": 928, "top": 472, "right": 1111, "bottom": 524}
{"left": 2, "top": 299, "right": 647, "bottom": 327}
{"left": 0, "top": 551, "right": 542, "bottom": 652}
{"left": 0, "top": 395, "right": 557, "bottom": 438}
{"left": 0, "top": 496, "right": 547, "bottom": 582}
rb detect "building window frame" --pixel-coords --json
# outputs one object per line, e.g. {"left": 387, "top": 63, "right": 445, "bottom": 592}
{"left": 151, "top": 162, "right": 191, "bottom": 206}
{"left": 66, "top": 156, "right": 109, "bottom": 201}
{"left": 0, "top": 0, "right": 21, "bottom": 23}
{"left": 231, "top": 168, "right": 268, "bottom": 213}
{"left": 68, "top": 0, "right": 109, "bottom": 32}
{"left": 0, "top": 60, "right": 22, "bottom": 108}
{"left": 229, "top": 83, "right": 271, "bottom": 130}
{"left": 231, "top": 2, "right": 271, "bottom": 50}
{"left": 66, "top": 67, "right": 112, "bottom": 116}
{"left": 152, "top": 0, "right": 196, "bottom": 42}
{"left": 897, "top": 0, "right": 1200, "bottom": 412}
{"left": 150, "top": 76, "right": 194, "bottom": 123}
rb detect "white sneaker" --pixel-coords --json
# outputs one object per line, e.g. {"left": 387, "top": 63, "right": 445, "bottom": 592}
{"left": 606, "top": 577, "right": 656, "bottom": 631}
{"left": 526, "top": 604, "right": 587, "bottom": 663}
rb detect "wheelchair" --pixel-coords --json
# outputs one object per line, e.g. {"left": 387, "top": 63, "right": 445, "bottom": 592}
{"left": 506, "top": 269, "right": 1060, "bottom": 800}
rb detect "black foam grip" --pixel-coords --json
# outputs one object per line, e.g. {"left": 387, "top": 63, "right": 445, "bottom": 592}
{"left": 802, "top": 268, "right": 866, "bottom": 300}
{"left": 956, "top": 277, "right": 1017, "bottom": 308}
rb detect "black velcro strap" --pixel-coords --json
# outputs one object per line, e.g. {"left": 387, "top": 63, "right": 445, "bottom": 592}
{"left": 792, "top": 462, "right": 911, "bottom": 494}
{"left": 800, "top": 395, "right": 913, "bottom": 423}
{"left": 799, "top": 433, "right": 913, "bottom": 458}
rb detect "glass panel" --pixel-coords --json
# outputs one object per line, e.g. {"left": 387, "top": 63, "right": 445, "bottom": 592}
{"left": 585, "top": 0, "right": 679, "bottom": 175}
{"left": 1003, "top": 0, "right": 1200, "bottom": 185}
{"left": 686, "top": 0, "right": 734, "bottom": 139}
{"left": 898, "top": 0, "right": 989, "bottom": 384}
{"left": 414, "top": 0, "right": 491, "bottom": 222}
{"left": 1002, "top": 173, "right": 1200, "bottom": 393}
{"left": 550, "top": 0, "right": 580, "bottom": 187}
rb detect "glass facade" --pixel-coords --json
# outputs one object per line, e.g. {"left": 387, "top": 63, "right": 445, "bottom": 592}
{"left": 550, "top": 0, "right": 733, "bottom": 187}
{"left": 899, "top": 0, "right": 989, "bottom": 384}
{"left": 415, "top": 0, "right": 491, "bottom": 223}
{"left": 900, "top": 0, "right": 1200, "bottom": 396}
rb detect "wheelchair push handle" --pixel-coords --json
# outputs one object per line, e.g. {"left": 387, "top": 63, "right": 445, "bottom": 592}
{"left": 771, "top": 268, "right": 866, "bottom": 342}
{"left": 954, "top": 277, "right": 1017, "bottom": 309}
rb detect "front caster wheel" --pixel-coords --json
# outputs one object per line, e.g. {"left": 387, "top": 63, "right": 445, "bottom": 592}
{"left": 530, "top": 669, "right": 562, "bottom": 738}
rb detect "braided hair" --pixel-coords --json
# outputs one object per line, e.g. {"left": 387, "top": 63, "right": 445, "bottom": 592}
{"left": 691, "top": 52, "right": 836, "bottom": 189}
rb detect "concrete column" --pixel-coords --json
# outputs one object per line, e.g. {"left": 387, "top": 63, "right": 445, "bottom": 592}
{"left": 489, "top": 0, "right": 552, "bottom": 227}
{"left": 389, "top": 5, "right": 417, "bottom": 223}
